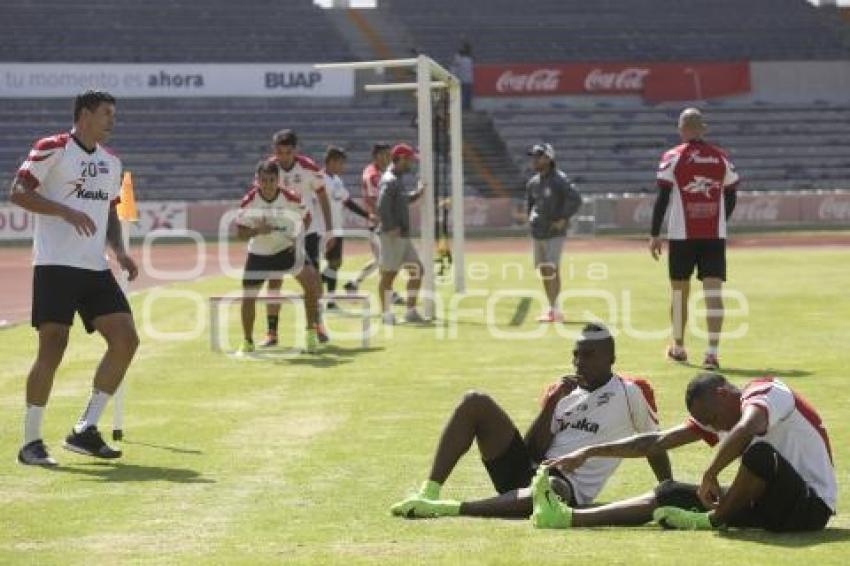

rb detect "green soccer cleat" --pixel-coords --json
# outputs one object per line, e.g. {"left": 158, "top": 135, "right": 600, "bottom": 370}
{"left": 653, "top": 507, "right": 715, "bottom": 530}
{"left": 237, "top": 339, "right": 254, "bottom": 355}
{"left": 305, "top": 329, "right": 319, "bottom": 353}
{"left": 531, "top": 467, "right": 573, "bottom": 529}
{"left": 390, "top": 495, "right": 460, "bottom": 519}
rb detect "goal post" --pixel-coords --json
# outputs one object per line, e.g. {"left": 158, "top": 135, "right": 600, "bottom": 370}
{"left": 315, "top": 54, "right": 465, "bottom": 318}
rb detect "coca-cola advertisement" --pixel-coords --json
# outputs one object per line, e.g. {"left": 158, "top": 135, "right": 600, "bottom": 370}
{"left": 475, "top": 62, "right": 750, "bottom": 101}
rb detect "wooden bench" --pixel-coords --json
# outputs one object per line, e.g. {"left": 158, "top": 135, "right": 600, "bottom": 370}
{"left": 209, "top": 292, "right": 371, "bottom": 351}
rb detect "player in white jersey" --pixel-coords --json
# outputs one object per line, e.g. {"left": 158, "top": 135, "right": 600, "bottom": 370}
{"left": 344, "top": 142, "right": 390, "bottom": 293}
{"left": 319, "top": 146, "right": 374, "bottom": 309}
{"left": 269, "top": 129, "right": 333, "bottom": 345}
{"left": 390, "top": 324, "right": 671, "bottom": 519}
{"left": 235, "top": 160, "right": 318, "bottom": 353}
{"left": 534, "top": 373, "right": 835, "bottom": 532}
{"left": 9, "top": 91, "right": 139, "bottom": 466}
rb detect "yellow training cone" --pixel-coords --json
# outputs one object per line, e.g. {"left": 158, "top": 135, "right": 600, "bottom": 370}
{"left": 116, "top": 171, "right": 138, "bottom": 222}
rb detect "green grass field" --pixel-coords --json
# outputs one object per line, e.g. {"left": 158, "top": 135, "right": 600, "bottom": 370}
{"left": 1, "top": 245, "right": 849, "bottom": 564}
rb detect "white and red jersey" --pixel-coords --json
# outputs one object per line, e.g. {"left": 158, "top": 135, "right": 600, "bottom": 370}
{"left": 545, "top": 375, "right": 660, "bottom": 505}
{"left": 686, "top": 377, "right": 836, "bottom": 512}
{"left": 656, "top": 140, "right": 739, "bottom": 240}
{"left": 361, "top": 162, "right": 383, "bottom": 201}
{"left": 236, "top": 185, "right": 309, "bottom": 256}
{"left": 323, "top": 171, "right": 351, "bottom": 237}
{"left": 15, "top": 131, "right": 122, "bottom": 271}
{"left": 271, "top": 154, "right": 327, "bottom": 235}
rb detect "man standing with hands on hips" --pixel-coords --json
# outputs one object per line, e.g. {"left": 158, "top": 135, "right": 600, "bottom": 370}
{"left": 526, "top": 143, "right": 582, "bottom": 323}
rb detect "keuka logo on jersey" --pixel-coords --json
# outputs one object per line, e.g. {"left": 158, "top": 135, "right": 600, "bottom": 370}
{"left": 555, "top": 417, "right": 600, "bottom": 434}
{"left": 65, "top": 180, "right": 110, "bottom": 201}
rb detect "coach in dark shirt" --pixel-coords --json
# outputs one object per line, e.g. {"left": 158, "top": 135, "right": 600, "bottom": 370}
{"left": 526, "top": 143, "right": 582, "bottom": 323}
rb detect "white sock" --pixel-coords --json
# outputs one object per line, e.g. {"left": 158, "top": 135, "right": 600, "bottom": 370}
{"left": 24, "top": 404, "right": 45, "bottom": 445}
{"left": 74, "top": 389, "right": 111, "bottom": 433}
{"left": 706, "top": 346, "right": 718, "bottom": 356}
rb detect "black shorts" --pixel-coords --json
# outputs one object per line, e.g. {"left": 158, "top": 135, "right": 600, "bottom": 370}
{"left": 483, "top": 430, "right": 576, "bottom": 504}
{"left": 654, "top": 443, "right": 832, "bottom": 532}
{"left": 668, "top": 238, "right": 726, "bottom": 281}
{"left": 304, "top": 233, "right": 321, "bottom": 268}
{"left": 32, "top": 265, "right": 131, "bottom": 334}
{"left": 242, "top": 248, "right": 296, "bottom": 287}
{"left": 325, "top": 237, "right": 343, "bottom": 263}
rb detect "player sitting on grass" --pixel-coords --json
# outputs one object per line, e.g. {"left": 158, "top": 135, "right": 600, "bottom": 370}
{"left": 236, "top": 160, "right": 320, "bottom": 353}
{"left": 390, "top": 323, "right": 671, "bottom": 519}
{"left": 532, "top": 372, "right": 835, "bottom": 532}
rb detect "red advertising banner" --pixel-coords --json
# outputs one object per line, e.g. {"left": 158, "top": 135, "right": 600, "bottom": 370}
{"left": 474, "top": 62, "right": 750, "bottom": 101}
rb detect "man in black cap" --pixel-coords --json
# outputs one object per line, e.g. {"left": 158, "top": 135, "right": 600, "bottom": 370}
{"left": 526, "top": 143, "right": 582, "bottom": 322}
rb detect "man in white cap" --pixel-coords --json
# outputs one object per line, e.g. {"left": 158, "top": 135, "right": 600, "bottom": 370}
{"left": 650, "top": 108, "right": 740, "bottom": 370}
{"left": 526, "top": 143, "right": 582, "bottom": 323}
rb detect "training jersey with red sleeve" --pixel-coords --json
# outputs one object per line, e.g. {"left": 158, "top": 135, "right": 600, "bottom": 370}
{"left": 545, "top": 374, "right": 660, "bottom": 505}
{"left": 236, "top": 186, "right": 309, "bottom": 256}
{"left": 14, "top": 131, "right": 122, "bottom": 271}
{"left": 656, "top": 140, "right": 739, "bottom": 240}
{"left": 686, "top": 377, "right": 836, "bottom": 512}
{"left": 361, "top": 162, "right": 383, "bottom": 201}
{"left": 271, "top": 154, "right": 327, "bottom": 236}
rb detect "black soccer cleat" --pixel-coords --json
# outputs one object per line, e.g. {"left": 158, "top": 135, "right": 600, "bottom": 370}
{"left": 17, "top": 439, "right": 58, "bottom": 466}
{"left": 64, "top": 426, "right": 122, "bottom": 459}
{"left": 343, "top": 281, "right": 358, "bottom": 294}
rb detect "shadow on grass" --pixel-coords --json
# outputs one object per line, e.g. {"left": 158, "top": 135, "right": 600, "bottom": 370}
{"left": 122, "top": 440, "right": 203, "bottom": 455}
{"left": 719, "top": 527, "right": 850, "bottom": 547}
{"left": 47, "top": 462, "right": 214, "bottom": 483}
{"left": 275, "top": 345, "right": 386, "bottom": 368}
{"left": 681, "top": 363, "right": 812, "bottom": 379}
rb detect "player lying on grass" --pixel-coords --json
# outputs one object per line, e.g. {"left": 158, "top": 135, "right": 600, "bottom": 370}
{"left": 390, "top": 323, "right": 672, "bottom": 519}
{"left": 531, "top": 372, "right": 835, "bottom": 532}
{"left": 236, "top": 160, "right": 320, "bottom": 353}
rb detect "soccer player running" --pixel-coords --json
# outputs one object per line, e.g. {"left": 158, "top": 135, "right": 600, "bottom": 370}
{"left": 269, "top": 129, "right": 335, "bottom": 346}
{"left": 390, "top": 324, "right": 671, "bottom": 519}
{"left": 10, "top": 90, "right": 139, "bottom": 465}
{"left": 526, "top": 143, "right": 582, "bottom": 323}
{"left": 344, "top": 142, "right": 390, "bottom": 294}
{"left": 320, "top": 146, "right": 375, "bottom": 309}
{"left": 376, "top": 143, "right": 427, "bottom": 325}
{"left": 235, "top": 160, "right": 317, "bottom": 353}
{"left": 650, "top": 108, "right": 739, "bottom": 370}
{"left": 532, "top": 373, "right": 835, "bottom": 533}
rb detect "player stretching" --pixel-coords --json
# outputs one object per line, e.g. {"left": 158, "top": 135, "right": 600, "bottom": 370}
{"left": 650, "top": 108, "right": 739, "bottom": 370}
{"left": 320, "top": 146, "right": 374, "bottom": 309}
{"left": 10, "top": 90, "right": 138, "bottom": 466}
{"left": 269, "top": 129, "right": 334, "bottom": 346}
{"left": 390, "top": 324, "right": 670, "bottom": 519}
{"left": 533, "top": 373, "right": 835, "bottom": 533}
{"left": 235, "top": 161, "right": 317, "bottom": 353}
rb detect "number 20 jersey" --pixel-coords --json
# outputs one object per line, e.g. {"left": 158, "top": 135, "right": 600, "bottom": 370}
{"left": 15, "top": 131, "right": 122, "bottom": 270}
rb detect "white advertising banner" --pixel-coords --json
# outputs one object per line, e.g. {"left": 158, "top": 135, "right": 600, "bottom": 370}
{"left": 0, "top": 201, "right": 188, "bottom": 241}
{"left": 0, "top": 64, "right": 354, "bottom": 98}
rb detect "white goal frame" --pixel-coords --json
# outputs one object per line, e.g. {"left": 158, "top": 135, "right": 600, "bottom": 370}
{"left": 315, "top": 55, "right": 466, "bottom": 318}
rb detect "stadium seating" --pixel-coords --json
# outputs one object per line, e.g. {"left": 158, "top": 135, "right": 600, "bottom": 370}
{"left": 385, "top": 0, "right": 850, "bottom": 64}
{"left": 0, "top": 0, "right": 353, "bottom": 63}
{"left": 0, "top": 98, "right": 416, "bottom": 201}
{"left": 488, "top": 102, "right": 850, "bottom": 193}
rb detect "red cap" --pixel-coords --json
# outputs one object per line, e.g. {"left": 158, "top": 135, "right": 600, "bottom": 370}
{"left": 391, "top": 143, "right": 418, "bottom": 160}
